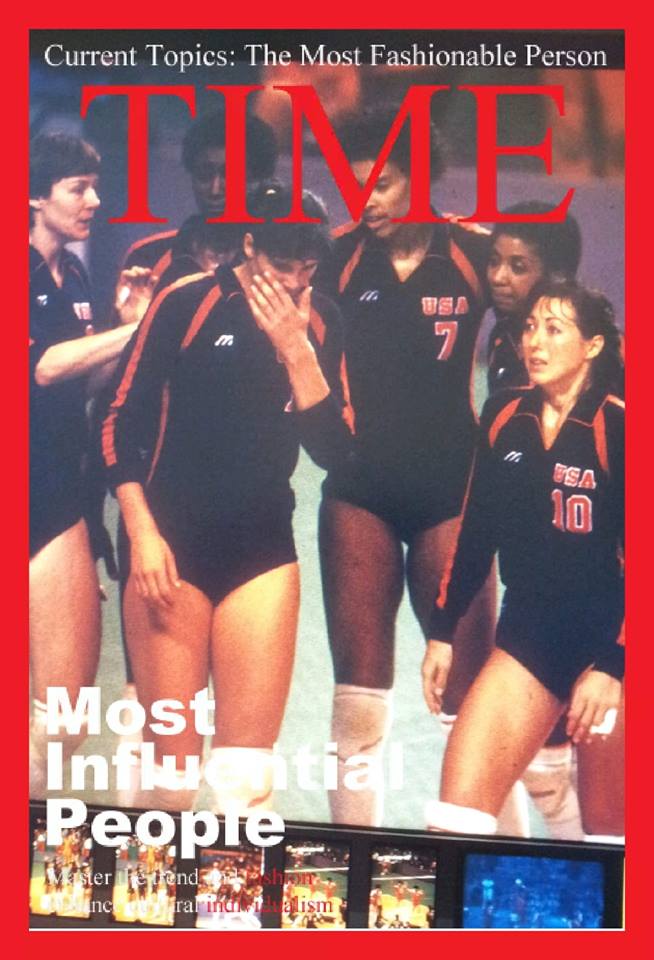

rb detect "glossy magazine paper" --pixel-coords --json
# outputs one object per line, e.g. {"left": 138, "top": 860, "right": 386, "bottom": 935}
{"left": 28, "top": 27, "right": 624, "bottom": 929}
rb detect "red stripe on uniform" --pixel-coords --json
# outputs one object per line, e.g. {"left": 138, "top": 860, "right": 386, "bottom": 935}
{"left": 592, "top": 406, "right": 609, "bottom": 474}
{"left": 331, "top": 221, "right": 359, "bottom": 239}
{"left": 309, "top": 307, "right": 326, "bottom": 347}
{"left": 488, "top": 397, "right": 521, "bottom": 449}
{"left": 122, "top": 229, "right": 177, "bottom": 264}
{"left": 146, "top": 382, "right": 170, "bottom": 485}
{"left": 338, "top": 240, "right": 365, "bottom": 293}
{"left": 339, "top": 355, "right": 355, "bottom": 433}
{"left": 151, "top": 250, "right": 173, "bottom": 283}
{"left": 449, "top": 239, "right": 483, "bottom": 303}
{"left": 101, "top": 271, "right": 210, "bottom": 468}
{"left": 180, "top": 286, "right": 223, "bottom": 350}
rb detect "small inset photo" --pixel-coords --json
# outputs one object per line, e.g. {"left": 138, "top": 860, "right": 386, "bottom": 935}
{"left": 368, "top": 845, "right": 437, "bottom": 929}
{"left": 462, "top": 854, "right": 605, "bottom": 929}
{"left": 282, "top": 840, "right": 349, "bottom": 929}
{"left": 112, "top": 835, "right": 176, "bottom": 926}
{"left": 30, "top": 820, "right": 93, "bottom": 919}
{"left": 196, "top": 845, "right": 265, "bottom": 930}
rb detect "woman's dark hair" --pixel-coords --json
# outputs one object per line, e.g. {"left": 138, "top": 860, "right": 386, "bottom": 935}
{"left": 173, "top": 214, "right": 240, "bottom": 260}
{"left": 491, "top": 202, "right": 582, "bottom": 278}
{"left": 335, "top": 105, "right": 445, "bottom": 182}
{"left": 243, "top": 182, "right": 332, "bottom": 262}
{"left": 526, "top": 279, "right": 624, "bottom": 395}
{"left": 30, "top": 132, "right": 100, "bottom": 199}
{"left": 182, "top": 111, "right": 278, "bottom": 182}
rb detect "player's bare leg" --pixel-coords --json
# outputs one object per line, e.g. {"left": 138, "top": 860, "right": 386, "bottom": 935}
{"left": 427, "top": 649, "right": 564, "bottom": 833}
{"left": 207, "top": 562, "right": 300, "bottom": 814}
{"left": 30, "top": 519, "right": 101, "bottom": 797}
{"left": 407, "top": 522, "right": 528, "bottom": 834}
{"left": 124, "top": 576, "right": 212, "bottom": 809}
{"left": 577, "top": 689, "right": 624, "bottom": 841}
{"left": 319, "top": 498, "right": 404, "bottom": 825}
{"left": 406, "top": 516, "right": 496, "bottom": 716}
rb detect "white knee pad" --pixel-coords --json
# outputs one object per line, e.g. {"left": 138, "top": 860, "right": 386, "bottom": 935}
{"left": 496, "top": 780, "right": 531, "bottom": 838}
{"left": 204, "top": 747, "right": 274, "bottom": 816}
{"left": 30, "top": 697, "right": 89, "bottom": 799}
{"left": 583, "top": 834, "right": 625, "bottom": 845}
{"left": 439, "top": 713, "right": 530, "bottom": 837}
{"left": 522, "top": 744, "right": 583, "bottom": 841}
{"left": 328, "top": 684, "right": 393, "bottom": 827}
{"left": 425, "top": 800, "right": 497, "bottom": 835}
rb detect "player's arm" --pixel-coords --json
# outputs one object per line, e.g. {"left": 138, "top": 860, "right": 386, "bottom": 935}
{"left": 567, "top": 401, "right": 625, "bottom": 743}
{"left": 102, "top": 282, "right": 200, "bottom": 606}
{"left": 422, "top": 407, "right": 502, "bottom": 712}
{"left": 247, "top": 272, "right": 353, "bottom": 469}
{"left": 33, "top": 321, "right": 138, "bottom": 388}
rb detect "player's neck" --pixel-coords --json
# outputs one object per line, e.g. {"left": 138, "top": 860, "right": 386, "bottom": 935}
{"left": 540, "top": 370, "right": 590, "bottom": 446}
{"left": 385, "top": 221, "right": 434, "bottom": 259}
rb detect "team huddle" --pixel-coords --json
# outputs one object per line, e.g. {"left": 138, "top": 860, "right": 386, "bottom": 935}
{"left": 29, "top": 104, "right": 624, "bottom": 843}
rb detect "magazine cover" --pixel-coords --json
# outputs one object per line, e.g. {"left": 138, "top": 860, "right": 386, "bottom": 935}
{"left": 27, "top": 25, "right": 626, "bottom": 930}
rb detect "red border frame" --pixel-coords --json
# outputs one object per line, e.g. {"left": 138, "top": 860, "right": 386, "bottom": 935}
{"left": 11, "top": 6, "right": 642, "bottom": 953}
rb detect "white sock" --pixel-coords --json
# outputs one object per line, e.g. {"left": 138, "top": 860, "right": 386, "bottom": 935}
{"left": 522, "top": 744, "right": 583, "bottom": 841}
{"left": 583, "top": 834, "right": 625, "bottom": 845}
{"left": 328, "top": 684, "right": 393, "bottom": 827}
{"left": 496, "top": 780, "right": 531, "bottom": 838}
{"left": 204, "top": 746, "right": 274, "bottom": 815}
{"left": 425, "top": 800, "right": 497, "bottom": 834}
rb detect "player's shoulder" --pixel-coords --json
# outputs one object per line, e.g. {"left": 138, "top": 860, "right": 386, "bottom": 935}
{"left": 330, "top": 222, "right": 366, "bottom": 261}
{"left": 123, "top": 230, "right": 178, "bottom": 269}
{"left": 149, "top": 267, "right": 218, "bottom": 318}
{"left": 448, "top": 220, "right": 491, "bottom": 270}
{"left": 600, "top": 392, "right": 625, "bottom": 435}
{"left": 481, "top": 386, "right": 534, "bottom": 441}
{"left": 312, "top": 288, "right": 342, "bottom": 325}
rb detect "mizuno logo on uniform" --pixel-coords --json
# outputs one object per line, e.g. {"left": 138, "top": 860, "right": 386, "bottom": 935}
{"left": 73, "top": 302, "right": 92, "bottom": 322}
{"left": 504, "top": 451, "right": 523, "bottom": 462}
{"left": 359, "top": 290, "right": 380, "bottom": 302}
{"left": 36, "top": 295, "right": 48, "bottom": 306}
{"left": 422, "top": 296, "right": 469, "bottom": 316}
{"left": 215, "top": 335, "right": 234, "bottom": 347}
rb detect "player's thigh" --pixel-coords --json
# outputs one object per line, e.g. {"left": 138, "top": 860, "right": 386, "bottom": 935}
{"left": 30, "top": 519, "right": 101, "bottom": 698}
{"left": 123, "top": 575, "right": 213, "bottom": 758}
{"left": 318, "top": 497, "right": 405, "bottom": 687}
{"left": 576, "top": 689, "right": 624, "bottom": 835}
{"left": 441, "top": 648, "right": 564, "bottom": 814}
{"left": 406, "top": 518, "right": 496, "bottom": 713}
{"left": 210, "top": 562, "right": 300, "bottom": 747}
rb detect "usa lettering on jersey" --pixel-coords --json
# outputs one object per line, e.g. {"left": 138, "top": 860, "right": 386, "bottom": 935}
{"left": 421, "top": 295, "right": 469, "bottom": 316}
{"left": 553, "top": 462, "right": 597, "bottom": 489}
